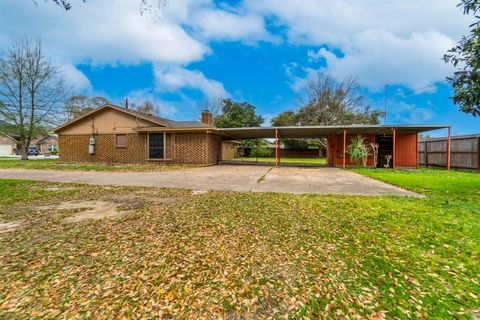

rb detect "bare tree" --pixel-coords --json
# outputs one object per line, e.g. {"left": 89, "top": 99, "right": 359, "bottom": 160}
{"left": 199, "top": 97, "right": 225, "bottom": 117}
{"left": 298, "top": 74, "right": 383, "bottom": 126}
{"left": 64, "top": 95, "right": 109, "bottom": 120}
{"left": 0, "top": 38, "right": 67, "bottom": 160}
{"left": 274, "top": 73, "right": 383, "bottom": 150}
{"left": 132, "top": 100, "right": 160, "bottom": 116}
{"left": 35, "top": 0, "right": 168, "bottom": 13}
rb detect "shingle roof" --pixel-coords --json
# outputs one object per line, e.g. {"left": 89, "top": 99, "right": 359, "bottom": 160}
{"left": 173, "top": 121, "right": 210, "bottom": 128}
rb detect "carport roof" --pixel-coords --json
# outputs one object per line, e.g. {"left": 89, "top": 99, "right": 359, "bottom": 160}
{"left": 219, "top": 125, "right": 449, "bottom": 139}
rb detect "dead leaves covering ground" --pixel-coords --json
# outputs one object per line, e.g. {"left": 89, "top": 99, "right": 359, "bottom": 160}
{"left": 0, "top": 178, "right": 479, "bottom": 319}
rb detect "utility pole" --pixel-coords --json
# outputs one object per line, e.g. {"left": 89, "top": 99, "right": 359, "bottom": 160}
{"left": 384, "top": 84, "right": 388, "bottom": 125}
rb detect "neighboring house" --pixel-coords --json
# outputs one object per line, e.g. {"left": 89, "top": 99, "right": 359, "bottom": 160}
{"left": 54, "top": 103, "right": 447, "bottom": 168}
{"left": 36, "top": 135, "right": 59, "bottom": 154}
{"left": 0, "top": 132, "right": 16, "bottom": 156}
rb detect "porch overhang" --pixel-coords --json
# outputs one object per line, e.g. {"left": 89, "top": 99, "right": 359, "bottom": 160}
{"left": 218, "top": 125, "right": 449, "bottom": 140}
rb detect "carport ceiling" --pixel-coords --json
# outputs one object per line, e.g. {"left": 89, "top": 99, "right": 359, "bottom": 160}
{"left": 219, "top": 125, "right": 448, "bottom": 139}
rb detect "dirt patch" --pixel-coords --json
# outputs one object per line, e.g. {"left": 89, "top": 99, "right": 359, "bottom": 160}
{"left": 38, "top": 193, "right": 184, "bottom": 223}
{"left": 44, "top": 185, "right": 77, "bottom": 191}
{"left": 0, "top": 221, "right": 23, "bottom": 233}
{"left": 61, "top": 201, "right": 129, "bottom": 223}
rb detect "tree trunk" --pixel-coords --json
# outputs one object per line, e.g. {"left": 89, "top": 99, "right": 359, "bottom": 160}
{"left": 20, "top": 144, "right": 29, "bottom": 160}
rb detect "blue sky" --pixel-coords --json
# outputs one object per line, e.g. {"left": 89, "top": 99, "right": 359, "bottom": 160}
{"left": 1, "top": 0, "right": 478, "bottom": 136}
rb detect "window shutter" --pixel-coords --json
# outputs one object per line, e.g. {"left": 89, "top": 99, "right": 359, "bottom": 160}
{"left": 116, "top": 134, "right": 127, "bottom": 148}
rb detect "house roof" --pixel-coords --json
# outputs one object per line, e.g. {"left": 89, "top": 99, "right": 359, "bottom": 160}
{"left": 219, "top": 125, "right": 449, "bottom": 139}
{"left": 37, "top": 135, "right": 58, "bottom": 144}
{"left": 53, "top": 103, "right": 210, "bottom": 133}
{"left": 0, "top": 131, "right": 17, "bottom": 142}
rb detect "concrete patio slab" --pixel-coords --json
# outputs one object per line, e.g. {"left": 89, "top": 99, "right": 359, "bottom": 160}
{"left": 0, "top": 165, "right": 420, "bottom": 197}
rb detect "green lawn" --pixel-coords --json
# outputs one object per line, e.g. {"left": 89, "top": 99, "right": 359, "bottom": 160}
{"left": 0, "top": 169, "right": 479, "bottom": 318}
{"left": 232, "top": 156, "right": 327, "bottom": 165}
{"left": 0, "top": 159, "right": 199, "bottom": 171}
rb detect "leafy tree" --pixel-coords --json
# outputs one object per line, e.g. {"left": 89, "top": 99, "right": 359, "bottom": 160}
{"left": 271, "top": 111, "right": 310, "bottom": 148}
{"left": 0, "top": 38, "right": 67, "bottom": 160}
{"left": 213, "top": 99, "right": 264, "bottom": 128}
{"left": 213, "top": 99, "right": 265, "bottom": 154}
{"left": 64, "top": 95, "right": 109, "bottom": 120}
{"left": 250, "top": 139, "right": 271, "bottom": 158}
{"left": 444, "top": 0, "right": 480, "bottom": 116}
{"left": 271, "top": 111, "right": 299, "bottom": 126}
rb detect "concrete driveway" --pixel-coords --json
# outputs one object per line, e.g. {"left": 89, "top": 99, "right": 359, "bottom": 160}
{"left": 0, "top": 165, "right": 418, "bottom": 196}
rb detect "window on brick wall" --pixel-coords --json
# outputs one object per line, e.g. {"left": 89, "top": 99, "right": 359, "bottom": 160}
{"left": 116, "top": 134, "right": 127, "bottom": 148}
{"left": 148, "top": 133, "right": 165, "bottom": 159}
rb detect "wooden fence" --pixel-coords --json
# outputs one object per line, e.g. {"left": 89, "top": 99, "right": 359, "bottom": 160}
{"left": 418, "top": 134, "right": 480, "bottom": 170}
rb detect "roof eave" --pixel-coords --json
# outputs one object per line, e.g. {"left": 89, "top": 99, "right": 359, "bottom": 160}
{"left": 53, "top": 103, "right": 174, "bottom": 133}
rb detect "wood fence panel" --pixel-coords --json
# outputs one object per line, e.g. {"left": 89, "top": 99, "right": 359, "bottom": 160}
{"left": 418, "top": 135, "right": 480, "bottom": 170}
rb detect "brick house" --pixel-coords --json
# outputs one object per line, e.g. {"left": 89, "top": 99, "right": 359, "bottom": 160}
{"left": 36, "top": 135, "right": 59, "bottom": 154}
{"left": 55, "top": 103, "right": 448, "bottom": 168}
{"left": 53, "top": 104, "right": 222, "bottom": 165}
{"left": 0, "top": 132, "right": 16, "bottom": 156}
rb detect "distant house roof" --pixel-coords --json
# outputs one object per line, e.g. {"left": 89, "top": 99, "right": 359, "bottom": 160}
{"left": 53, "top": 103, "right": 211, "bottom": 133}
{"left": 37, "top": 135, "right": 58, "bottom": 144}
{"left": 0, "top": 131, "right": 16, "bottom": 142}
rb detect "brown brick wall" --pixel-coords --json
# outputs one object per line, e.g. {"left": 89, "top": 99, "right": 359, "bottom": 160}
{"left": 173, "top": 133, "right": 208, "bottom": 164}
{"left": 59, "top": 134, "right": 148, "bottom": 164}
{"left": 207, "top": 134, "right": 221, "bottom": 164}
{"left": 59, "top": 132, "right": 222, "bottom": 165}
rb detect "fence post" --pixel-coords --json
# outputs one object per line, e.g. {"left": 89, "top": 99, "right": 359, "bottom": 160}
{"left": 424, "top": 140, "right": 428, "bottom": 168}
{"left": 447, "top": 127, "right": 451, "bottom": 171}
{"left": 478, "top": 137, "right": 480, "bottom": 171}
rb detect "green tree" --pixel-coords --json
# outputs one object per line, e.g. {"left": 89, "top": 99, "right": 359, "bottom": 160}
{"left": 271, "top": 111, "right": 310, "bottom": 148}
{"left": 271, "top": 111, "right": 299, "bottom": 127}
{"left": 444, "top": 0, "right": 480, "bottom": 116}
{"left": 213, "top": 99, "right": 265, "bottom": 154}
{"left": 213, "top": 99, "right": 264, "bottom": 128}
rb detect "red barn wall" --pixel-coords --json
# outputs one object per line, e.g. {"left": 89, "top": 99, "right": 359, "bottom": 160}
{"left": 327, "top": 132, "right": 419, "bottom": 168}
{"left": 395, "top": 133, "right": 418, "bottom": 168}
{"left": 327, "top": 134, "right": 376, "bottom": 167}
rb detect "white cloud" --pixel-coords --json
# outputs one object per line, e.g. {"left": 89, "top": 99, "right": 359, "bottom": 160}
{"left": 388, "top": 101, "right": 435, "bottom": 124}
{"left": 0, "top": 0, "right": 207, "bottom": 66}
{"left": 311, "top": 29, "right": 456, "bottom": 90}
{"left": 127, "top": 89, "right": 178, "bottom": 118}
{"left": 60, "top": 64, "right": 92, "bottom": 92}
{"left": 0, "top": 0, "right": 271, "bottom": 98}
{"left": 154, "top": 65, "right": 228, "bottom": 98}
{"left": 247, "top": 0, "right": 471, "bottom": 45}
{"left": 247, "top": 0, "right": 472, "bottom": 90}
{"left": 191, "top": 8, "right": 274, "bottom": 43}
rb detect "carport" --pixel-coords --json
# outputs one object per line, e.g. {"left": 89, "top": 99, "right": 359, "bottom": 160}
{"left": 219, "top": 124, "right": 451, "bottom": 169}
